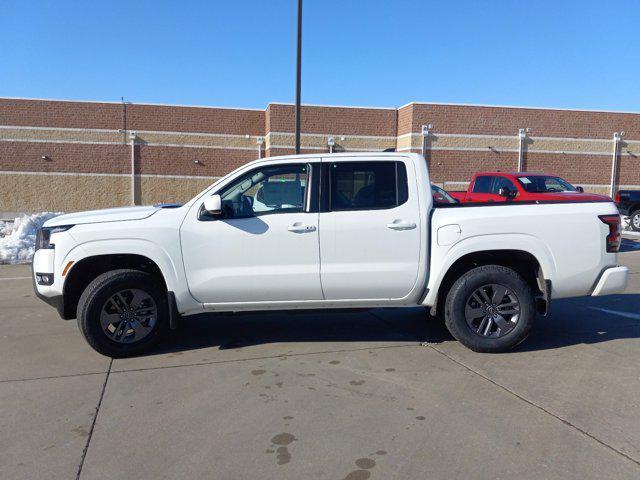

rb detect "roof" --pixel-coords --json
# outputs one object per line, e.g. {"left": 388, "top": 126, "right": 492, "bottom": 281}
{"left": 475, "top": 172, "right": 555, "bottom": 177}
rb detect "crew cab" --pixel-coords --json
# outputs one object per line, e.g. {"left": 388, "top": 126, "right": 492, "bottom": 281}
{"left": 449, "top": 172, "right": 610, "bottom": 203}
{"left": 616, "top": 190, "right": 640, "bottom": 231}
{"left": 33, "top": 153, "right": 628, "bottom": 357}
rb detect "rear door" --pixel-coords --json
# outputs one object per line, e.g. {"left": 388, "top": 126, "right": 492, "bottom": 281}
{"left": 465, "top": 175, "right": 496, "bottom": 203}
{"left": 318, "top": 157, "right": 421, "bottom": 300}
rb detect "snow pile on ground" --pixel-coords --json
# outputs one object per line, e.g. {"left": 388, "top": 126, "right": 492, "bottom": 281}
{"left": 0, "top": 212, "right": 63, "bottom": 264}
{"left": 621, "top": 216, "right": 640, "bottom": 237}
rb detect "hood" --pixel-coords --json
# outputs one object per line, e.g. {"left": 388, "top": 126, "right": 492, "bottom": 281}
{"left": 43, "top": 205, "right": 161, "bottom": 227}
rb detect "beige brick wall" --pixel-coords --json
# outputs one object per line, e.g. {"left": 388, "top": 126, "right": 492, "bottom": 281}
{"left": 2, "top": 97, "right": 639, "bottom": 212}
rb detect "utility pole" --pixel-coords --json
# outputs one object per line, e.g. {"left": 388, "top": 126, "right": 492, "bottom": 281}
{"left": 294, "top": 0, "right": 302, "bottom": 154}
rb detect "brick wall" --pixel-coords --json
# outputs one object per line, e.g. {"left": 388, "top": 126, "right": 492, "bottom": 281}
{"left": 1, "top": 97, "right": 639, "bottom": 212}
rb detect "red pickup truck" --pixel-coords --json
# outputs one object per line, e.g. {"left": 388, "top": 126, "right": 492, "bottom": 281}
{"left": 449, "top": 172, "right": 610, "bottom": 203}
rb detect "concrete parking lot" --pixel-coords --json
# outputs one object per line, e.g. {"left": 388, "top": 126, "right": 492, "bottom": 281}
{"left": 1, "top": 237, "right": 640, "bottom": 480}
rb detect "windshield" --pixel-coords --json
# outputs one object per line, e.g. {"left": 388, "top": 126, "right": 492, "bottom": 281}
{"left": 516, "top": 176, "right": 577, "bottom": 193}
{"left": 431, "top": 184, "right": 457, "bottom": 204}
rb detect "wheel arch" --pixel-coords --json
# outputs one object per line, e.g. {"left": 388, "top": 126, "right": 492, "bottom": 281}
{"left": 59, "top": 238, "right": 183, "bottom": 319}
{"left": 61, "top": 253, "right": 169, "bottom": 320}
{"left": 629, "top": 204, "right": 640, "bottom": 217}
{"left": 426, "top": 245, "right": 553, "bottom": 317}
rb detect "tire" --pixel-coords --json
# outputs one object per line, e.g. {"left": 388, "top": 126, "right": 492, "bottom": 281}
{"left": 77, "top": 269, "right": 168, "bottom": 358}
{"left": 444, "top": 265, "right": 535, "bottom": 353}
{"left": 630, "top": 210, "right": 640, "bottom": 232}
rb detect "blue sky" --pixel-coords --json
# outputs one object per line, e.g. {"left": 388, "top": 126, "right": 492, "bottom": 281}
{"left": 1, "top": 0, "right": 639, "bottom": 111}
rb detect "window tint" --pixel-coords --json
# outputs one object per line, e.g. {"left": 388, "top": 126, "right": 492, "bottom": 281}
{"left": 491, "top": 176, "right": 516, "bottom": 194}
{"left": 472, "top": 176, "right": 494, "bottom": 193}
{"left": 217, "top": 164, "right": 308, "bottom": 218}
{"left": 330, "top": 161, "right": 407, "bottom": 211}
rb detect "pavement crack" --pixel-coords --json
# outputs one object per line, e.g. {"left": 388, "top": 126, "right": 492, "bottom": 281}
{"left": 0, "top": 370, "right": 107, "bottom": 384}
{"left": 110, "top": 344, "right": 418, "bottom": 375}
{"left": 75, "top": 358, "right": 113, "bottom": 480}
{"left": 426, "top": 343, "right": 640, "bottom": 468}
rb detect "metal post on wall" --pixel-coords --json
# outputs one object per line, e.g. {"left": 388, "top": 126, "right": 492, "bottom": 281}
{"left": 421, "top": 124, "right": 432, "bottom": 157}
{"left": 256, "top": 136, "right": 264, "bottom": 159}
{"left": 327, "top": 137, "right": 335, "bottom": 153}
{"left": 610, "top": 132, "right": 623, "bottom": 198}
{"left": 129, "top": 131, "right": 137, "bottom": 205}
{"left": 517, "top": 128, "right": 527, "bottom": 172}
{"left": 294, "top": 0, "right": 302, "bottom": 154}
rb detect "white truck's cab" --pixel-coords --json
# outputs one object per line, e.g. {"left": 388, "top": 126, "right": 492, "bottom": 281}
{"left": 33, "top": 153, "right": 628, "bottom": 357}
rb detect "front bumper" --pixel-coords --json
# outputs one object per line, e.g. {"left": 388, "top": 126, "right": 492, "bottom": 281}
{"left": 591, "top": 266, "right": 629, "bottom": 296}
{"left": 32, "top": 261, "right": 66, "bottom": 318}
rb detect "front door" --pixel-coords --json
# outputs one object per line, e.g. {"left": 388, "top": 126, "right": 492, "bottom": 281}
{"left": 318, "top": 158, "right": 422, "bottom": 300}
{"left": 180, "top": 162, "right": 323, "bottom": 304}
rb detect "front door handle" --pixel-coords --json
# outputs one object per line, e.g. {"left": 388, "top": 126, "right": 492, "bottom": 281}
{"left": 387, "top": 220, "right": 416, "bottom": 231}
{"left": 287, "top": 222, "right": 316, "bottom": 233}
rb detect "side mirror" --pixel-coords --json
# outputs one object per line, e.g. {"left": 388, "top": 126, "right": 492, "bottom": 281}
{"left": 576, "top": 186, "right": 584, "bottom": 193}
{"left": 203, "top": 194, "right": 222, "bottom": 215}
{"left": 498, "top": 187, "right": 516, "bottom": 198}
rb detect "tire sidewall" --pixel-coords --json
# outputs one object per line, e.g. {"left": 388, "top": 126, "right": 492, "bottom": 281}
{"left": 78, "top": 271, "right": 168, "bottom": 357}
{"left": 631, "top": 211, "right": 640, "bottom": 232}
{"left": 445, "top": 266, "right": 535, "bottom": 353}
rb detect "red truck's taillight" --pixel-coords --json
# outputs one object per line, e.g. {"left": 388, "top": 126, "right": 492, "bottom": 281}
{"left": 599, "top": 215, "right": 621, "bottom": 253}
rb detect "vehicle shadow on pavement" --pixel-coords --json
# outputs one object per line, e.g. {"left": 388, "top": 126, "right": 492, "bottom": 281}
{"left": 152, "top": 293, "right": 640, "bottom": 356}
{"left": 152, "top": 307, "right": 452, "bottom": 355}
{"left": 620, "top": 237, "right": 640, "bottom": 252}
{"left": 515, "top": 293, "right": 640, "bottom": 352}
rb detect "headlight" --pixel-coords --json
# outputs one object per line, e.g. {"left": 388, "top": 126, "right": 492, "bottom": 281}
{"left": 35, "top": 225, "right": 74, "bottom": 251}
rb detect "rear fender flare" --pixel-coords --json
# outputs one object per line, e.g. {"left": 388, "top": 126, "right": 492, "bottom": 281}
{"left": 424, "top": 233, "right": 556, "bottom": 306}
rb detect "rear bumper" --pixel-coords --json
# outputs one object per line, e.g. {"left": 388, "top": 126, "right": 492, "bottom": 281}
{"left": 591, "top": 266, "right": 629, "bottom": 296}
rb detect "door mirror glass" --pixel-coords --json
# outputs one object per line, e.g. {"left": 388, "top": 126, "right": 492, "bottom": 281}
{"left": 203, "top": 194, "right": 222, "bottom": 215}
{"left": 576, "top": 186, "right": 584, "bottom": 193}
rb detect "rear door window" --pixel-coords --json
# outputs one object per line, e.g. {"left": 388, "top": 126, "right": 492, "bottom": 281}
{"left": 330, "top": 161, "right": 407, "bottom": 211}
{"left": 472, "top": 176, "right": 494, "bottom": 193}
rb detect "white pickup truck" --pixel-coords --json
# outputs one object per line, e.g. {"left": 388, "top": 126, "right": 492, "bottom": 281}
{"left": 33, "top": 153, "right": 628, "bottom": 357}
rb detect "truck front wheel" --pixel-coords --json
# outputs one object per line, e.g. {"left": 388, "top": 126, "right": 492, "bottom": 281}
{"left": 444, "top": 265, "right": 535, "bottom": 353}
{"left": 76, "top": 269, "right": 168, "bottom": 358}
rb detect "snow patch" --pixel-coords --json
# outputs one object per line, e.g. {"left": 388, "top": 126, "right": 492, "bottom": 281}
{"left": 621, "top": 215, "right": 637, "bottom": 232}
{"left": 0, "top": 212, "right": 63, "bottom": 264}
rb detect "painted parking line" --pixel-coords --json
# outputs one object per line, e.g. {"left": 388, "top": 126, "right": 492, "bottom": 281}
{"left": 589, "top": 306, "right": 640, "bottom": 321}
{"left": 0, "top": 276, "right": 31, "bottom": 281}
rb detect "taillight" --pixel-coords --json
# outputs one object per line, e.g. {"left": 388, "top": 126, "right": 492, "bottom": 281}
{"left": 615, "top": 192, "right": 620, "bottom": 204}
{"left": 599, "top": 215, "right": 621, "bottom": 253}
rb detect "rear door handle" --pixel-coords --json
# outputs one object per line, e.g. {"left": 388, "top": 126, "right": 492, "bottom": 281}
{"left": 287, "top": 222, "right": 316, "bottom": 233}
{"left": 387, "top": 220, "right": 416, "bottom": 231}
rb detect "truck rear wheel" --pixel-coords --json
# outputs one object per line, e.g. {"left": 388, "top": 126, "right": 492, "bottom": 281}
{"left": 444, "top": 265, "right": 535, "bottom": 353}
{"left": 76, "top": 269, "right": 168, "bottom": 358}
{"left": 630, "top": 210, "right": 640, "bottom": 232}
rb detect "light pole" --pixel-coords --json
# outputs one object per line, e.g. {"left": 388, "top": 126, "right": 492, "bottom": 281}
{"left": 294, "top": 0, "right": 302, "bottom": 154}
